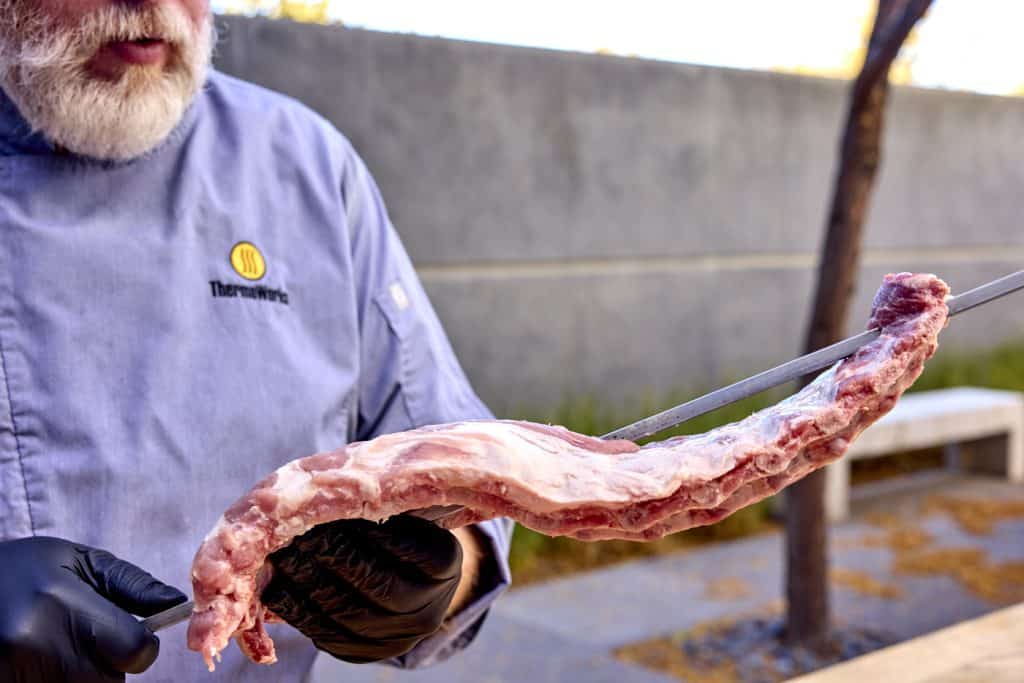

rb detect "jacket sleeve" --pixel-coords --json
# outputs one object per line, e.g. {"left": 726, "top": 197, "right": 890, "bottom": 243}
{"left": 342, "top": 141, "right": 513, "bottom": 668}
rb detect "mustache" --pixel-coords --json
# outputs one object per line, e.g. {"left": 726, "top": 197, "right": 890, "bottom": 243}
{"left": 84, "top": 4, "right": 195, "bottom": 44}
{"left": 4, "top": 2, "right": 196, "bottom": 64}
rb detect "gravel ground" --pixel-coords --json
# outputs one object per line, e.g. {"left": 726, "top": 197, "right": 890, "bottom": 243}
{"left": 617, "top": 615, "right": 895, "bottom": 683}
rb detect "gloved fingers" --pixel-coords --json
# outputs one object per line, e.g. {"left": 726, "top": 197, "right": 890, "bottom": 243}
{"left": 57, "top": 579, "right": 162, "bottom": 675}
{"left": 0, "top": 653, "right": 116, "bottom": 683}
{"left": 287, "top": 517, "right": 461, "bottom": 581}
{"left": 53, "top": 656, "right": 125, "bottom": 683}
{"left": 274, "top": 521, "right": 459, "bottom": 614}
{"left": 314, "top": 547, "right": 438, "bottom": 619}
{"left": 263, "top": 560, "right": 367, "bottom": 626}
{"left": 77, "top": 549, "right": 188, "bottom": 617}
{"left": 266, "top": 573, "right": 430, "bottom": 663}
{"left": 362, "top": 516, "right": 463, "bottom": 581}
{"left": 265, "top": 555, "right": 455, "bottom": 641}
{"left": 0, "top": 617, "right": 113, "bottom": 683}
{"left": 262, "top": 572, "right": 374, "bottom": 644}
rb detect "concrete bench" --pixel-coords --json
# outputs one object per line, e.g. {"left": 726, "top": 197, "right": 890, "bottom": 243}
{"left": 826, "top": 387, "right": 1024, "bottom": 521}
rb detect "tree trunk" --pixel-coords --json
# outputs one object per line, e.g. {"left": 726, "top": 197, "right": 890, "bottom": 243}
{"left": 784, "top": 0, "right": 934, "bottom": 649}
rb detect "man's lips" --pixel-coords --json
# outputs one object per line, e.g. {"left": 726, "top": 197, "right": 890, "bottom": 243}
{"left": 104, "top": 38, "right": 170, "bottom": 66}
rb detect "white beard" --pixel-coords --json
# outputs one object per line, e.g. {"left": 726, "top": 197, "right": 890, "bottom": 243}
{"left": 0, "top": 2, "right": 214, "bottom": 161}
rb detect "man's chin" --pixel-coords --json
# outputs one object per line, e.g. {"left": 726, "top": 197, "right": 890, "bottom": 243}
{"left": 4, "top": 62, "right": 206, "bottom": 161}
{"left": 54, "top": 96, "right": 194, "bottom": 161}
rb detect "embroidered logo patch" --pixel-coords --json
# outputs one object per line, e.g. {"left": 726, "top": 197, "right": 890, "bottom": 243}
{"left": 210, "top": 241, "right": 290, "bottom": 306}
{"left": 230, "top": 241, "right": 266, "bottom": 281}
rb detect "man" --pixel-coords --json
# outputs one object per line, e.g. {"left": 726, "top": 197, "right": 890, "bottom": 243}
{"left": 0, "top": 1, "right": 511, "bottom": 681}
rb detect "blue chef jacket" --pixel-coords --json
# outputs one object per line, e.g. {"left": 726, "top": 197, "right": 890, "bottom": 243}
{"left": 0, "top": 71, "right": 512, "bottom": 682}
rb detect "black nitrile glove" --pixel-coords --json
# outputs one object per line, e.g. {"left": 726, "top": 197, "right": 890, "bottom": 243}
{"left": 263, "top": 515, "right": 463, "bottom": 663}
{"left": 0, "top": 536, "right": 188, "bottom": 683}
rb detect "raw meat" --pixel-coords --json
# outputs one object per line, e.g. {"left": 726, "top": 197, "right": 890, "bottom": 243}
{"left": 188, "top": 272, "right": 949, "bottom": 670}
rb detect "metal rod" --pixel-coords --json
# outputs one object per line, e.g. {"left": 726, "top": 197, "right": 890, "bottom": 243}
{"left": 947, "top": 269, "right": 1024, "bottom": 316}
{"left": 603, "top": 270, "right": 1024, "bottom": 442}
{"left": 141, "top": 600, "right": 194, "bottom": 632}
{"left": 601, "top": 329, "right": 879, "bottom": 442}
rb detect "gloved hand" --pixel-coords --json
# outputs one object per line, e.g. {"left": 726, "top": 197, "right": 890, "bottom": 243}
{"left": 0, "top": 536, "right": 188, "bottom": 683}
{"left": 263, "top": 514, "right": 463, "bottom": 663}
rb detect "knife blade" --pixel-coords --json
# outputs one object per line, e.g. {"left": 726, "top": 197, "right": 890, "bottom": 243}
{"left": 141, "top": 270, "right": 1024, "bottom": 634}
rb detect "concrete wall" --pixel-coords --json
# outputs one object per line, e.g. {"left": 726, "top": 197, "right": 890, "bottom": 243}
{"left": 214, "top": 16, "right": 1024, "bottom": 413}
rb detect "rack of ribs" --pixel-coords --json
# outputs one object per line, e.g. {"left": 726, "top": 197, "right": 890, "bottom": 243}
{"left": 188, "top": 272, "right": 950, "bottom": 670}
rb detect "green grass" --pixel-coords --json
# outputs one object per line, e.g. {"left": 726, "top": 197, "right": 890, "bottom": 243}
{"left": 502, "top": 337, "right": 1024, "bottom": 587}
{"left": 911, "top": 337, "right": 1024, "bottom": 393}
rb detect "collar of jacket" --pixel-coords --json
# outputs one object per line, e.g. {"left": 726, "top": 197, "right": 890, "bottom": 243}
{"left": 0, "top": 87, "right": 54, "bottom": 156}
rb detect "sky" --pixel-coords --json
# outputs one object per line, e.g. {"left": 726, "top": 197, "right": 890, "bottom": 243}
{"left": 212, "top": 0, "right": 1024, "bottom": 96}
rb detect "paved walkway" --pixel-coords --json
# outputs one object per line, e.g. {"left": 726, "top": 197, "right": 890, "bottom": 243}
{"left": 312, "top": 476, "right": 1024, "bottom": 682}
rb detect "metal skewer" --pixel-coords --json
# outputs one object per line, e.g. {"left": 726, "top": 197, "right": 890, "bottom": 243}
{"left": 603, "top": 269, "right": 1024, "bottom": 442}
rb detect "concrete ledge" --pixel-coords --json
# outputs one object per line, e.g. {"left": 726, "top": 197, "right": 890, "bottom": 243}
{"left": 846, "top": 387, "right": 1024, "bottom": 458}
{"left": 789, "top": 602, "right": 1024, "bottom": 683}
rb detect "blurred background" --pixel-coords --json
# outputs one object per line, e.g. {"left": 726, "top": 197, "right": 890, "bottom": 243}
{"left": 209, "top": 0, "right": 1024, "bottom": 415}
{"left": 208, "top": 3, "right": 1024, "bottom": 681}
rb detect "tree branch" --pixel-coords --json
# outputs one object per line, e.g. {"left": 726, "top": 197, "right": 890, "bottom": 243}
{"left": 853, "top": 0, "right": 933, "bottom": 104}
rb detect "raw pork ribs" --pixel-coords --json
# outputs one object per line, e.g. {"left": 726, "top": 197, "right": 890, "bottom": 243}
{"left": 188, "top": 272, "right": 949, "bottom": 669}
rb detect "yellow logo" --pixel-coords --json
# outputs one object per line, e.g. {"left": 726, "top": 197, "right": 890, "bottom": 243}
{"left": 230, "top": 242, "right": 266, "bottom": 281}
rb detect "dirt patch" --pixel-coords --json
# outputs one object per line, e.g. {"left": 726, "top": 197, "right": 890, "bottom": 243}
{"left": 617, "top": 636, "right": 740, "bottom": 683}
{"left": 830, "top": 568, "right": 904, "bottom": 599}
{"left": 859, "top": 505, "right": 1024, "bottom": 605}
{"left": 857, "top": 523, "right": 933, "bottom": 553}
{"left": 705, "top": 577, "right": 753, "bottom": 600}
{"left": 615, "top": 611, "right": 892, "bottom": 683}
{"left": 921, "top": 496, "right": 1024, "bottom": 535}
{"left": 862, "top": 510, "right": 910, "bottom": 531}
{"left": 894, "top": 548, "right": 1024, "bottom": 603}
